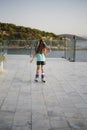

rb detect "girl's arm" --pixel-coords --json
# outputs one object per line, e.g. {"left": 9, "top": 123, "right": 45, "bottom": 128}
{"left": 43, "top": 48, "right": 51, "bottom": 56}
{"left": 30, "top": 51, "right": 36, "bottom": 63}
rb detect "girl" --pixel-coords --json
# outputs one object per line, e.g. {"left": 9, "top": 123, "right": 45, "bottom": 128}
{"left": 30, "top": 39, "right": 49, "bottom": 82}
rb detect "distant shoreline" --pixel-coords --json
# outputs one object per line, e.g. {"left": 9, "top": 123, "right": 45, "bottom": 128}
{"left": 1, "top": 45, "right": 87, "bottom": 51}
{"left": 7, "top": 47, "right": 87, "bottom": 50}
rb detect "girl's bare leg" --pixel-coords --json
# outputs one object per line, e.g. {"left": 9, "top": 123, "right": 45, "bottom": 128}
{"left": 35, "top": 65, "right": 40, "bottom": 81}
{"left": 36, "top": 65, "right": 40, "bottom": 74}
{"left": 41, "top": 65, "right": 44, "bottom": 74}
{"left": 41, "top": 65, "right": 45, "bottom": 82}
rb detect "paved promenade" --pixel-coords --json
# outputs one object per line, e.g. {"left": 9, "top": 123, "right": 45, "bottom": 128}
{"left": 0, "top": 55, "right": 87, "bottom": 130}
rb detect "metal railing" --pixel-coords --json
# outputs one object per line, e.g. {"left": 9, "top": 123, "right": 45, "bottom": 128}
{"left": 64, "top": 36, "right": 76, "bottom": 62}
{"left": 0, "top": 38, "right": 76, "bottom": 61}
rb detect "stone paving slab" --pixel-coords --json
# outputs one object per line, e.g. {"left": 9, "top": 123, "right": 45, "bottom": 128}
{"left": 0, "top": 55, "right": 87, "bottom": 130}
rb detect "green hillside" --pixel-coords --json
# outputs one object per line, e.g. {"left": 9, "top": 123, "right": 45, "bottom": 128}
{"left": 0, "top": 22, "right": 60, "bottom": 40}
{"left": 1, "top": 22, "right": 86, "bottom": 41}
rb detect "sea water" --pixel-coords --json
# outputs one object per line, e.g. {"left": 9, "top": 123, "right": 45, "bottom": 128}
{"left": 7, "top": 41, "right": 87, "bottom": 62}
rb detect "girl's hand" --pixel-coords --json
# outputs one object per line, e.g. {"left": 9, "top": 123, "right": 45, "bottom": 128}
{"left": 30, "top": 59, "right": 33, "bottom": 63}
{"left": 30, "top": 51, "right": 36, "bottom": 63}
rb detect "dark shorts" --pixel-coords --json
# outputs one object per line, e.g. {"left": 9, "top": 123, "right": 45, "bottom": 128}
{"left": 36, "top": 61, "right": 45, "bottom": 65}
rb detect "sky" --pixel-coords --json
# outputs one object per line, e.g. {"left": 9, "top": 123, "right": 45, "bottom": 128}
{"left": 0, "top": 0, "right": 87, "bottom": 37}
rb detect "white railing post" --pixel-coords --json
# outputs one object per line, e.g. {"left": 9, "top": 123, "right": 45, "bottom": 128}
{"left": 0, "top": 61, "right": 3, "bottom": 72}
{"left": 0, "top": 53, "right": 6, "bottom": 72}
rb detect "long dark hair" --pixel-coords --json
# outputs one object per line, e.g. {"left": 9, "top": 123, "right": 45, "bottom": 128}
{"left": 36, "top": 39, "right": 46, "bottom": 54}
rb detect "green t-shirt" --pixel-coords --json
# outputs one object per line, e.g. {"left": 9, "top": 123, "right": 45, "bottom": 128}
{"left": 36, "top": 53, "right": 46, "bottom": 61}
